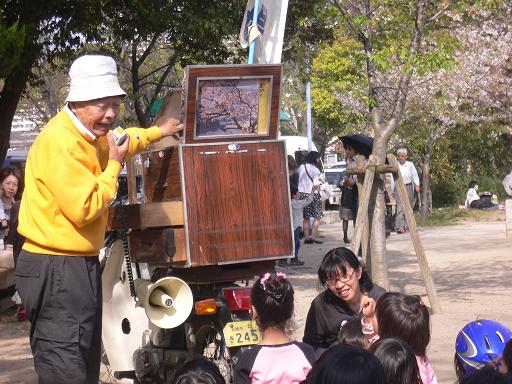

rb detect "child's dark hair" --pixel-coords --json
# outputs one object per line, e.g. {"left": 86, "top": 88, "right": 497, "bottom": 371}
{"left": 251, "top": 272, "right": 294, "bottom": 331}
{"left": 369, "top": 337, "right": 422, "bottom": 384}
{"left": 172, "top": 357, "right": 225, "bottom": 384}
{"left": 290, "top": 184, "right": 298, "bottom": 197}
{"left": 376, "top": 293, "right": 430, "bottom": 357}
{"left": 304, "top": 344, "right": 384, "bottom": 384}
{"left": 338, "top": 318, "right": 369, "bottom": 349}
{"left": 459, "top": 366, "right": 512, "bottom": 384}
{"left": 468, "top": 180, "right": 478, "bottom": 189}
{"left": 503, "top": 339, "right": 512, "bottom": 374}
{"left": 318, "top": 247, "right": 374, "bottom": 293}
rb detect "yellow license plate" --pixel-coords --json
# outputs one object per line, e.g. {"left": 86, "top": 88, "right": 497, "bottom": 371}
{"left": 223, "top": 321, "right": 261, "bottom": 348}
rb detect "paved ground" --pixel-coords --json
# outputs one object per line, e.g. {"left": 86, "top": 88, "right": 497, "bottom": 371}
{"left": 1, "top": 219, "right": 511, "bottom": 383}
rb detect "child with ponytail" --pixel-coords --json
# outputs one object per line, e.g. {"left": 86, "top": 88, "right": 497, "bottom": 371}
{"left": 234, "top": 272, "right": 315, "bottom": 384}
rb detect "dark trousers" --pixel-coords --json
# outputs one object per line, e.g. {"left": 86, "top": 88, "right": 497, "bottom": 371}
{"left": 293, "top": 226, "right": 302, "bottom": 261}
{"left": 15, "top": 250, "right": 102, "bottom": 384}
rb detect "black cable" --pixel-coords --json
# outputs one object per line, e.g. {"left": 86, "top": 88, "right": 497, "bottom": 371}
{"left": 121, "top": 230, "right": 138, "bottom": 301}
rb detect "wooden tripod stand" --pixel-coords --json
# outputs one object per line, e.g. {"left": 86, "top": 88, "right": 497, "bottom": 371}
{"left": 346, "top": 154, "right": 441, "bottom": 313}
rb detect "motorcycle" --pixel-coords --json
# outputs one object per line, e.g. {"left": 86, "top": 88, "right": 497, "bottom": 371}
{"left": 100, "top": 230, "right": 257, "bottom": 383}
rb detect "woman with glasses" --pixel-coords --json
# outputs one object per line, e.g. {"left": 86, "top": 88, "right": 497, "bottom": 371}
{"left": 303, "top": 247, "right": 386, "bottom": 356}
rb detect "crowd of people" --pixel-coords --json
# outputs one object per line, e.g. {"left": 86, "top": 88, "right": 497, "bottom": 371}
{"left": 5, "top": 53, "right": 510, "bottom": 384}
{"left": 230, "top": 247, "right": 512, "bottom": 384}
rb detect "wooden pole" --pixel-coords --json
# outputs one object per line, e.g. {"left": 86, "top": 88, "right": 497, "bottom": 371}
{"left": 388, "top": 154, "right": 442, "bottom": 313}
{"left": 350, "top": 155, "right": 377, "bottom": 257}
{"left": 356, "top": 168, "right": 370, "bottom": 266}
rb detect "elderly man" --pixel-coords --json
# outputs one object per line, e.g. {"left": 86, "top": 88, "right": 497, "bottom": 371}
{"left": 395, "top": 147, "right": 420, "bottom": 233}
{"left": 14, "top": 55, "right": 182, "bottom": 384}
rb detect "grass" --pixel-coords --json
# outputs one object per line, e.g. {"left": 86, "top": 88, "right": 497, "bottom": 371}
{"left": 415, "top": 206, "right": 505, "bottom": 227}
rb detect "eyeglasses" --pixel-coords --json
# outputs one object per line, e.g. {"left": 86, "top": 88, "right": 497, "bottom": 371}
{"left": 326, "top": 270, "right": 356, "bottom": 285}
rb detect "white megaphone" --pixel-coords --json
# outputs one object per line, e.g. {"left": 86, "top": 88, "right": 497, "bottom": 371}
{"left": 134, "top": 277, "right": 193, "bottom": 329}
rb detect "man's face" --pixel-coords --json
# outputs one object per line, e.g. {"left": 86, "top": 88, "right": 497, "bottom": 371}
{"left": 70, "top": 96, "right": 122, "bottom": 137}
{"left": 397, "top": 152, "right": 407, "bottom": 164}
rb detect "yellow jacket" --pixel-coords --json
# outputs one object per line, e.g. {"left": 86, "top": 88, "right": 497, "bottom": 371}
{"left": 19, "top": 109, "right": 162, "bottom": 256}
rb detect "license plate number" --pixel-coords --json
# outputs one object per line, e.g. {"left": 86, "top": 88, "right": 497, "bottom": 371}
{"left": 223, "top": 321, "right": 261, "bottom": 347}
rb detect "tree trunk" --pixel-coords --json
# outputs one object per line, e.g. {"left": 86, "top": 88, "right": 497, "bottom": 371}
{"left": 131, "top": 42, "right": 150, "bottom": 128}
{"left": 368, "top": 136, "right": 389, "bottom": 289}
{"left": 420, "top": 155, "right": 431, "bottom": 224}
{"left": 0, "top": 63, "right": 34, "bottom": 163}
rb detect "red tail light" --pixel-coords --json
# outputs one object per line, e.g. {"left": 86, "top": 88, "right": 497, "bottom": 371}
{"left": 222, "top": 287, "right": 252, "bottom": 311}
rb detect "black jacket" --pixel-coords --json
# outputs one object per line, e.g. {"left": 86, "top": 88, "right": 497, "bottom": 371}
{"left": 303, "top": 284, "right": 386, "bottom": 356}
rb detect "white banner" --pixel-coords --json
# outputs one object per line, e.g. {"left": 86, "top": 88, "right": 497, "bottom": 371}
{"left": 239, "top": 0, "right": 289, "bottom": 64}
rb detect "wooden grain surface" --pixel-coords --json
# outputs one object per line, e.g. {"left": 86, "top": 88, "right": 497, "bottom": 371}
{"left": 130, "top": 146, "right": 182, "bottom": 203}
{"left": 183, "top": 65, "right": 281, "bottom": 144}
{"left": 107, "top": 201, "right": 184, "bottom": 230}
{"left": 181, "top": 140, "right": 293, "bottom": 266}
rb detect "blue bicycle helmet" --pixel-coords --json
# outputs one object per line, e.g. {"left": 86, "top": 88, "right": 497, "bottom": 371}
{"left": 455, "top": 319, "right": 512, "bottom": 376}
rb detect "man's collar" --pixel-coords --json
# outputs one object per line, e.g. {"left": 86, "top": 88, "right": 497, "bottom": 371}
{"left": 64, "top": 103, "right": 97, "bottom": 141}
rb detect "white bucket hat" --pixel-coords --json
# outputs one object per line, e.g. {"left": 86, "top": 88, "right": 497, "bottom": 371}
{"left": 65, "top": 55, "right": 126, "bottom": 102}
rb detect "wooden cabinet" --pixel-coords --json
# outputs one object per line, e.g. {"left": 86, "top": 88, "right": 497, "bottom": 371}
{"left": 107, "top": 65, "right": 293, "bottom": 277}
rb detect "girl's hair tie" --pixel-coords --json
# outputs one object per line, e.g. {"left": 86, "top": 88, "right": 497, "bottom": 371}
{"left": 259, "top": 272, "right": 291, "bottom": 301}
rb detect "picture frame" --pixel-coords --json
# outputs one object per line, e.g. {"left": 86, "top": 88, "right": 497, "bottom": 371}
{"left": 183, "top": 64, "right": 282, "bottom": 143}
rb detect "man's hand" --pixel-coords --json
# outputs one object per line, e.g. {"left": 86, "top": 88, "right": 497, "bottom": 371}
{"left": 158, "top": 116, "right": 184, "bottom": 138}
{"left": 107, "top": 132, "right": 130, "bottom": 163}
{"left": 415, "top": 185, "right": 421, "bottom": 193}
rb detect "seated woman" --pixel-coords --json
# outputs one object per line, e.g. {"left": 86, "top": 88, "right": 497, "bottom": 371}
{"left": 465, "top": 180, "right": 494, "bottom": 209}
{"left": 303, "top": 247, "right": 386, "bottom": 357}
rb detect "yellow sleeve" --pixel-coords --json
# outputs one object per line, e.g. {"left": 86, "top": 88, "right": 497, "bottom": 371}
{"left": 124, "top": 126, "right": 162, "bottom": 160}
{"left": 47, "top": 148, "right": 121, "bottom": 228}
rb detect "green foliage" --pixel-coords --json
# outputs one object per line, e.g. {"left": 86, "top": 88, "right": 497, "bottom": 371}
{"left": 445, "top": 122, "right": 512, "bottom": 176}
{"left": 310, "top": 36, "right": 366, "bottom": 132}
{"left": 283, "top": 0, "right": 337, "bottom": 65}
{"left": 0, "top": 21, "right": 25, "bottom": 78}
{"left": 428, "top": 122, "right": 512, "bottom": 206}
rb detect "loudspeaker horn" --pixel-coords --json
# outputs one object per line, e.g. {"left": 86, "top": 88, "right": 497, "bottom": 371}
{"left": 134, "top": 277, "right": 193, "bottom": 329}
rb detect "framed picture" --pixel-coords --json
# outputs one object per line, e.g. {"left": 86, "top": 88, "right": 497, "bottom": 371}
{"left": 183, "top": 64, "right": 282, "bottom": 143}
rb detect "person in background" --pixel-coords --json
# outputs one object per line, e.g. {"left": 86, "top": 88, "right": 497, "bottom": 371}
{"left": 339, "top": 144, "right": 357, "bottom": 244}
{"left": 395, "top": 148, "right": 420, "bottom": 234}
{"left": 383, "top": 173, "right": 396, "bottom": 237}
{"left": 297, "top": 151, "right": 323, "bottom": 244}
{"left": 465, "top": 180, "right": 495, "bottom": 209}
{"left": 15, "top": 54, "right": 183, "bottom": 384}
{"left": 0, "top": 167, "right": 23, "bottom": 246}
{"left": 288, "top": 155, "right": 299, "bottom": 190}
{"left": 278, "top": 184, "right": 318, "bottom": 268}
{"left": 234, "top": 272, "right": 315, "bottom": 384}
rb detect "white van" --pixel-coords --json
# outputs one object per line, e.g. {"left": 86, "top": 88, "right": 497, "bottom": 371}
{"left": 324, "top": 162, "right": 347, "bottom": 207}
{"left": 280, "top": 135, "right": 318, "bottom": 158}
